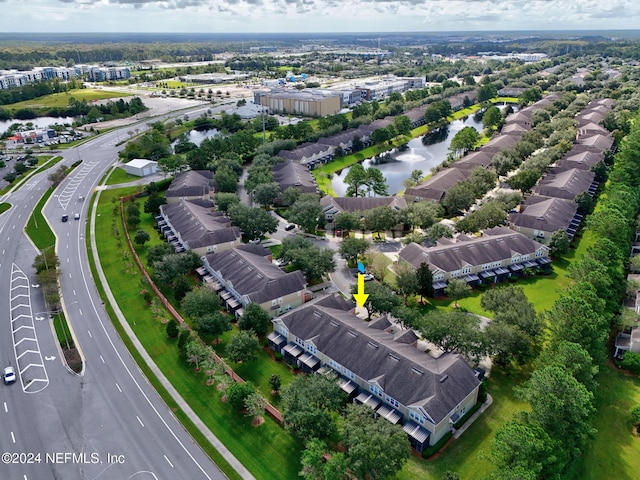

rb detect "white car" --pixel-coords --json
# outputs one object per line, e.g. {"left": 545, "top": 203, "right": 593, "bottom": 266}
{"left": 74, "top": 213, "right": 80, "bottom": 220}
{"left": 3, "top": 366, "right": 16, "bottom": 385}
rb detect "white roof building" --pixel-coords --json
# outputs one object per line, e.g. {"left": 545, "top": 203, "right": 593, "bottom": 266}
{"left": 123, "top": 159, "right": 158, "bottom": 177}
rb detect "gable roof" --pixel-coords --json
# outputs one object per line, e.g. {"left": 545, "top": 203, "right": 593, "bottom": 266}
{"left": 399, "top": 227, "right": 547, "bottom": 272}
{"left": 555, "top": 150, "right": 604, "bottom": 172}
{"left": 508, "top": 195, "right": 578, "bottom": 233}
{"left": 166, "top": 170, "right": 213, "bottom": 198}
{"left": 480, "top": 133, "right": 520, "bottom": 154}
{"left": 455, "top": 150, "right": 494, "bottom": 170}
{"left": 404, "top": 168, "right": 472, "bottom": 202}
{"left": 576, "top": 133, "right": 614, "bottom": 151}
{"left": 160, "top": 200, "right": 241, "bottom": 249}
{"left": 320, "top": 195, "right": 407, "bottom": 214}
{"left": 278, "top": 295, "right": 480, "bottom": 424}
{"left": 204, "top": 248, "right": 306, "bottom": 304}
{"left": 533, "top": 168, "right": 595, "bottom": 200}
{"left": 272, "top": 161, "right": 318, "bottom": 194}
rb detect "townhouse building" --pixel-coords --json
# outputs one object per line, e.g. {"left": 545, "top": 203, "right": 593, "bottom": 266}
{"left": 165, "top": 170, "right": 214, "bottom": 204}
{"left": 508, "top": 196, "right": 581, "bottom": 243}
{"left": 201, "top": 246, "right": 307, "bottom": 318}
{"left": 157, "top": 200, "right": 241, "bottom": 255}
{"left": 272, "top": 162, "right": 318, "bottom": 198}
{"left": 320, "top": 195, "right": 407, "bottom": 225}
{"left": 270, "top": 295, "right": 481, "bottom": 451}
{"left": 399, "top": 227, "right": 550, "bottom": 294}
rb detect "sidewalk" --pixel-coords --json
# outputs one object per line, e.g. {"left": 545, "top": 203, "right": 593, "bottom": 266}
{"left": 89, "top": 189, "right": 255, "bottom": 480}
{"left": 453, "top": 394, "right": 493, "bottom": 439}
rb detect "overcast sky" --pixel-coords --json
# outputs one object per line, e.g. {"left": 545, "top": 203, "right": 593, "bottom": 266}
{"left": 0, "top": 0, "right": 638, "bottom": 34}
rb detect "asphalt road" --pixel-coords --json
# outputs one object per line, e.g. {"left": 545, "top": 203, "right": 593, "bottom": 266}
{"left": 0, "top": 105, "right": 233, "bottom": 480}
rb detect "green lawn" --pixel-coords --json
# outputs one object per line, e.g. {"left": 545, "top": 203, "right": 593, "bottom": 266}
{"left": 573, "top": 367, "right": 640, "bottom": 480}
{"left": 4, "top": 88, "right": 131, "bottom": 110}
{"left": 397, "top": 365, "right": 532, "bottom": 479}
{"left": 105, "top": 166, "right": 141, "bottom": 186}
{"left": 0, "top": 202, "right": 10, "bottom": 215}
{"left": 94, "top": 187, "right": 302, "bottom": 480}
{"left": 25, "top": 186, "right": 56, "bottom": 250}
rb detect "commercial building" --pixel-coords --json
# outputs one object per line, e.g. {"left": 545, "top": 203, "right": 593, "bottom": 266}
{"left": 254, "top": 90, "right": 342, "bottom": 117}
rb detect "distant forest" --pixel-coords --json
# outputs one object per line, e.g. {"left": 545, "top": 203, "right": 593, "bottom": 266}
{"left": 1, "top": 31, "right": 640, "bottom": 70}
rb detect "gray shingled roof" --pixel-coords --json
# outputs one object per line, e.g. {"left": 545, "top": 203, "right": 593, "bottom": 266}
{"left": 556, "top": 150, "right": 604, "bottom": 172}
{"left": 399, "top": 227, "right": 547, "bottom": 273}
{"left": 455, "top": 150, "right": 494, "bottom": 170}
{"left": 576, "top": 111, "right": 605, "bottom": 126}
{"left": 533, "top": 168, "right": 595, "bottom": 200}
{"left": 508, "top": 195, "right": 578, "bottom": 232}
{"left": 160, "top": 200, "right": 241, "bottom": 249}
{"left": 166, "top": 170, "right": 213, "bottom": 198}
{"left": 577, "top": 122, "right": 608, "bottom": 137}
{"left": 317, "top": 128, "right": 359, "bottom": 147}
{"left": 576, "top": 133, "right": 613, "bottom": 151}
{"left": 481, "top": 133, "right": 520, "bottom": 154}
{"left": 272, "top": 161, "right": 318, "bottom": 194}
{"left": 501, "top": 123, "right": 529, "bottom": 134}
{"left": 278, "top": 295, "right": 480, "bottom": 425}
{"left": 204, "top": 248, "right": 306, "bottom": 304}
{"left": 404, "top": 168, "right": 472, "bottom": 202}
{"left": 504, "top": 110, "right": 533, "bottom": 126}
{"left": 320, "top": 195, "right": 407, "bottom": 214}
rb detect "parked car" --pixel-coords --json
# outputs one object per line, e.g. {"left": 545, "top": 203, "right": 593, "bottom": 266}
{"left": 3, "top": 366, "right": 16, "bottom": 385}
{"left": 249, "top": 238, "right": 261, "bottom": 244}
{"left": 284, "top": 223, "right": 296, "bottom": 231}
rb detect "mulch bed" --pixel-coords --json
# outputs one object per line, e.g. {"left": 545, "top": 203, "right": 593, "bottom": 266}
{"left": 63, "top": 347, "right": 83, "bottom": 373}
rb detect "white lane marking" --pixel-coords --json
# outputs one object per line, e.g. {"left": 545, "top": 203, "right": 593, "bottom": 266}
{"left": 73, "top": 290, "right": 76, "bottom": 296}
{"left": 115, "top": 383, "right": 122, "bottom": 393}
{"left": 11, "top": 431, "right": 15, "bottom": 443}
{"left": 79, "top": 309, "right": 83, "bottom": 316}
{"left": 164, "top": 455, "right": 174, "bottom": 468}
{"left": 137, "top": 416, "right": 145, "bottom": 427}
{"left": 3, "top": 402, "right": 7, "bottom": 413}
{"left": 87, "top": 330, "right": 92, "bottom": 338}
{"left": 100, "top": 355, "right": 105, "bottom": 364}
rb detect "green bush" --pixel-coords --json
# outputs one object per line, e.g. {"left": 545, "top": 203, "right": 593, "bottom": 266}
{"left": 621, "top": 351, "right": 640, "bottom": 374}
{"left": 454, "top": 401, "right": 482, "bottom": 429}
{"left": 422, "top": 431, "right": 452, "bottom": 458}
{"left": 166, "top": 319, "right": 179, "bottom": 338}
{"left": 478, "top": 380, "right": 488, "bottom": 403}
{"left": 227, "top": 381, "right": 256, "bottom": 412}
{"left": 631, "top": 404, "right": 640, "bottom": 426}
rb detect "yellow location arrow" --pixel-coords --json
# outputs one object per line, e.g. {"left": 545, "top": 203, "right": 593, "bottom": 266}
{"left": 353, "top": 273, "right": 369, "bottom": 308}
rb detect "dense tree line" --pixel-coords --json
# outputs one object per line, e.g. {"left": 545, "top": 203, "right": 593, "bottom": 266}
{"left": 488, "top": 109, "right": 640, "bottom": 480}
{"left": 0, "top": 78, "right": 83, "bottom": 106}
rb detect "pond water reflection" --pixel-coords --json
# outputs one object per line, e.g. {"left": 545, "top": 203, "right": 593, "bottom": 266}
{"left": 331, "top": 115, "right": 484, "bottom": 196}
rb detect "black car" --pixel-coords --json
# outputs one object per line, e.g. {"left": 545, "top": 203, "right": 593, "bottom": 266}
{"left": 284, "top": 223, "right": 296, "bottom": 231}
{"left": 61, "top": 214, "right": 69, "bottom": 222}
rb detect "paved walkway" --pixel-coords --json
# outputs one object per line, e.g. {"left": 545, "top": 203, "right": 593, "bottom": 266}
{"left": 453, "top": 393, "right": 493, "bottom": 439}
{"left": 89, "top": 190, "right": 255, "bottom": 480}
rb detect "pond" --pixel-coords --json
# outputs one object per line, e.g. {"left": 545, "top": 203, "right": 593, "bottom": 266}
{"left": 0, "top": 117, "right": 77, "bottom": 135}
{"left": 172, "top": 128, "right": 220, "bottom": 151}
{"left": 331, "top": 114, "right": 484, "bottom": 196}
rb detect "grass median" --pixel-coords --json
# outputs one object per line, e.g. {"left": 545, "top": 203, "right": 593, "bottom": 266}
{"left": 91, "top": 186, "right": 301, "bottom": 480}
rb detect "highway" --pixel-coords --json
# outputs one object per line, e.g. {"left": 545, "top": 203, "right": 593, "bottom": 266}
{"left": 0, "top": 104, "right": 234, "bottom": 480}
